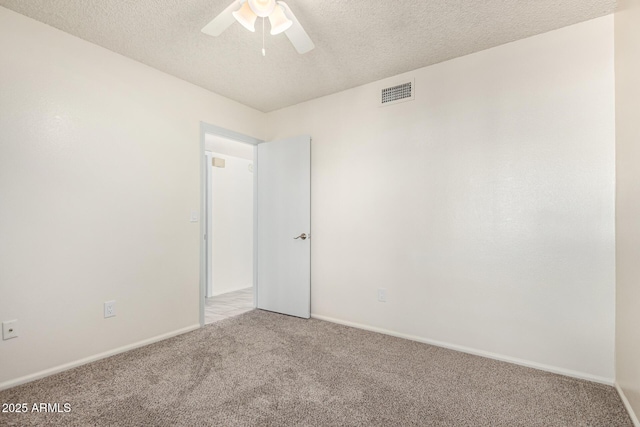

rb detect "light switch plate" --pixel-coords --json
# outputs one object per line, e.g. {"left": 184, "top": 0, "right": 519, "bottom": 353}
{"left": 2, "top": 319, "right": 18, "bottom": 340}
{"left": 190, "top": 211, "right": 198, "bottom": 222}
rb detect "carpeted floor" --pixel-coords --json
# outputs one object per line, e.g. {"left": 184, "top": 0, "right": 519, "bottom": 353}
{"left": 0, "top": 310, "right": 632, "bottom": 426}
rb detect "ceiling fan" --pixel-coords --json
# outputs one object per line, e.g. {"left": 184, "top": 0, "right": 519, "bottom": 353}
{"left": 201, "top": 0, "right": 315, "bottom": 55}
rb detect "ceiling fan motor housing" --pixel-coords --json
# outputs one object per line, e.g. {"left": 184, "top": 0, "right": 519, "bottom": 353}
{"left": 248, "top": 0, "right": 276, "bottom": 17}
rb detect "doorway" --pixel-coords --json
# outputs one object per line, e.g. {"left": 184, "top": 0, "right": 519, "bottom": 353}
{"left": 199, "top": 123, "right": 312, "bottom": 327}
{"left": 200, "top": 123, "right": 261, "bottom": 326}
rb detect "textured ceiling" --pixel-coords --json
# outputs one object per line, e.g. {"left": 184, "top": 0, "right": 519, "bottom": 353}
{"left": 0, "top": 0, "right": 617, "bottom": 112}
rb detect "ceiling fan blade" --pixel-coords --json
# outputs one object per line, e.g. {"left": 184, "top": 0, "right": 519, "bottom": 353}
{"left": 278, "top": 1, "right": 315, "bottom": 54}
{"left": 201, "top": 0, "right": 242, "bottom": 37}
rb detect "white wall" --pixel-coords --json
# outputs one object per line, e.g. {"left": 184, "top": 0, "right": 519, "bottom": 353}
{"left": 205, "top": 134, "right": 255, "bottom": 160}
{"left": 209, "top": 152, "right": 254, "bottom": 296}
{"left": 615, "top": 0, "right": 640, "bottom": 423}
{"left": 266, "top": 16, "right": 616, "bottom": 382}
{"left": 0, "top": 7, "right": 264, "bottom": 387}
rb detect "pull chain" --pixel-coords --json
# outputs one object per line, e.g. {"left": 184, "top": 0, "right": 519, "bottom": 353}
{"left": 262, "top": 17, "right": 266, "bottom": 56}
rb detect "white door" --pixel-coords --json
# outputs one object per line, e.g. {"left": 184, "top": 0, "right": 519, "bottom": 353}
{"left": 257, "top": 135, "right": 311, "bottom": 318}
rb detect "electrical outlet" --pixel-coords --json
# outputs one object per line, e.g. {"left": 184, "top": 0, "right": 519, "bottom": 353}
{"left": 2, "top": 320, "right": 18, "bottom": 340}
{"left": 104, "top": 301, "right": 116, "bottom": 318}
{"left": 377, "top": 288, "right": 387, "bottom": 302}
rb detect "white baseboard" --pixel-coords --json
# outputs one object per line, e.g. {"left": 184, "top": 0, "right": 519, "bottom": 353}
{"left": 311, "top": 314, "right": 614, "bottom": 386}
{"left": 616, "top": 383, "right": 640, "bottom": 426}
{"left": 0, "top": 324, "right": 200, "bottom": 392}
{"left": 210, "top": 285, "right": 252, "bottom": 297}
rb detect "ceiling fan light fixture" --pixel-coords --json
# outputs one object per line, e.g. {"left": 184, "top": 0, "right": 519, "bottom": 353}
{"left": 202, "top": 0, "right": 315, "bottom": 55}
{"left": 269, "top": 4, "right": 292, "bottom": 35}
{"left": 232, "top": 1, "right": 257, "bottom": 32}
{"left": 248, "top": 0, "right": 276, "bottom": 18}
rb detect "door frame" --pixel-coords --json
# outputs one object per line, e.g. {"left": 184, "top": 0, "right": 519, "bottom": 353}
{"left": 204, "top": 151, "right": 213, "bottom": 299}
{"left": 199, "top": 122, "right": 263, "bottom": 327}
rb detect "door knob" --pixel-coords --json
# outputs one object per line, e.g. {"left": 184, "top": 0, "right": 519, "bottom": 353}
{"left": 294, "top": 233, "right": 308, "bottom": 240}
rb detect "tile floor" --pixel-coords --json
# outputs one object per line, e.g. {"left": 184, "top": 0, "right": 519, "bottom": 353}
{"left": 205, "top": 287, "right": 254, "bottom": 325}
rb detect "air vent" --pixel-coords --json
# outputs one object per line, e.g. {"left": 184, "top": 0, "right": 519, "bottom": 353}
{"left": 379, "top": 78, "right": 415, "bottom": 107}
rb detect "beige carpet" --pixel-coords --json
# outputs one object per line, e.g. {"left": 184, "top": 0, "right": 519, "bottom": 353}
{"left": 0, "top": 310, "right": 632, "bottom": 426}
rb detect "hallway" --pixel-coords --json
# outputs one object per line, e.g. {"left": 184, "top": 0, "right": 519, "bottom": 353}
{"left": 204, "top": 287, "right": 253, "bottom": 325}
